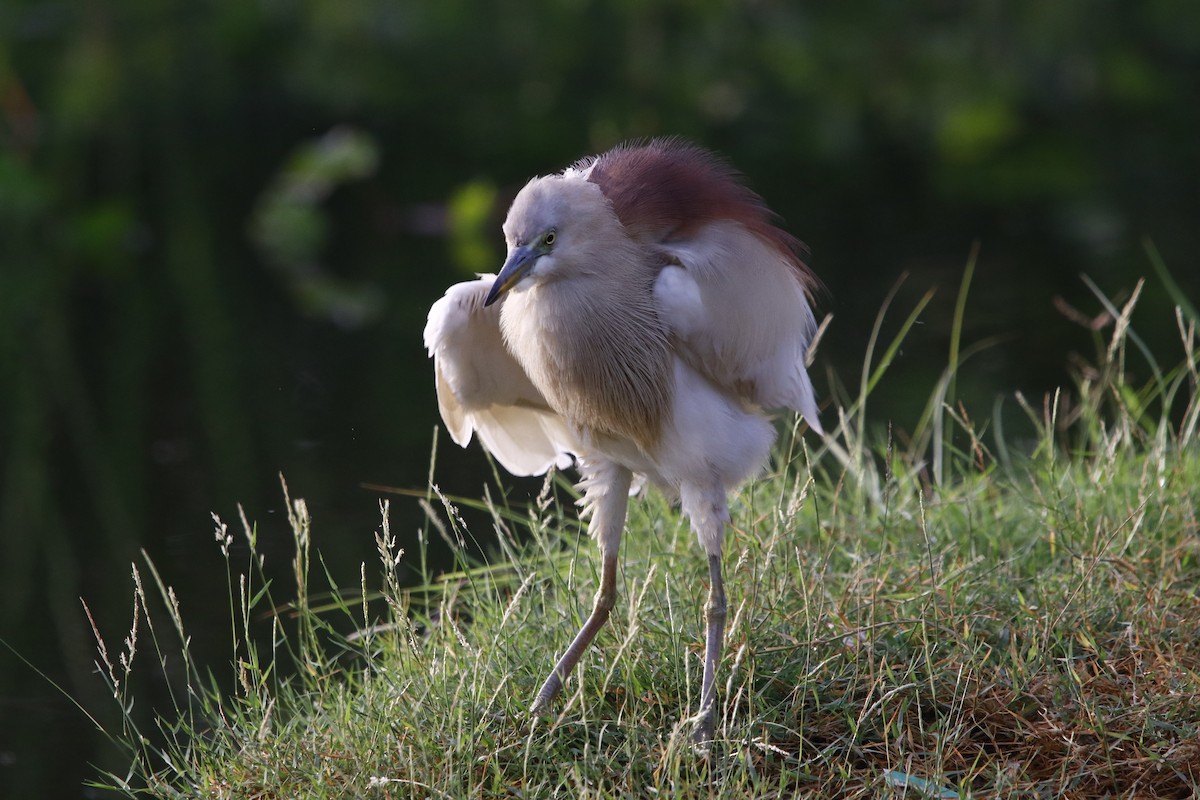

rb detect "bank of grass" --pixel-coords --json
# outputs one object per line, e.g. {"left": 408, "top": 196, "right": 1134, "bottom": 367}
{"left": 92, "top": 280, "right": 1200, "bottom": 798}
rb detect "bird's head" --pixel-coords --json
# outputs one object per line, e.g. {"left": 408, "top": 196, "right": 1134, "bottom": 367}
{"left": 484, "top": 174, "right": 617, "bottom": 307}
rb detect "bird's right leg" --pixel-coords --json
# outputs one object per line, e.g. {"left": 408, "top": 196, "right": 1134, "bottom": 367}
{"left": 530, "top": 461, "right": 632, "bottom": 716}
{"left": 681, "top": 483, "right": 731, "bottom": 745}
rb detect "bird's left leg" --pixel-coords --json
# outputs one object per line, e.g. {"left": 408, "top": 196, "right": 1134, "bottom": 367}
{"left": 681, "top": 484, "right": 730, "bottom": 745}
{"left": 530, "top": 460, "right": 633, "bottom": 716}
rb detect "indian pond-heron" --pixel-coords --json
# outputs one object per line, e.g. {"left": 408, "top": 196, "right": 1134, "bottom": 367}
{"left": 424, "top": 138, "right": 822, "bottom": 744}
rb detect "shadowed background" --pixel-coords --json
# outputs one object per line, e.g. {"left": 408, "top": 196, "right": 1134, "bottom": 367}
{"left": 1, "top": 2, "right": 1198, "bottom": 796}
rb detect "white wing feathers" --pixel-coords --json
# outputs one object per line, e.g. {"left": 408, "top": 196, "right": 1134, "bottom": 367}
{"left": 654, "top": 222, "right": 823, "bottom": 434}
{"left": 424, "top": 277, "right": 578, "bottom": 476}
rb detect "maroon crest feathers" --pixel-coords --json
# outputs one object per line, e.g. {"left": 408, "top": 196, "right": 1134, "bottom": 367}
{"left": 579, "top": 138, "right": 816, "bottom": 291}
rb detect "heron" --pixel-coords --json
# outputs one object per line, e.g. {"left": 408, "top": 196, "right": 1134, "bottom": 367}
{"left": 424, "top": 138, "right": 821, "bottom": 744}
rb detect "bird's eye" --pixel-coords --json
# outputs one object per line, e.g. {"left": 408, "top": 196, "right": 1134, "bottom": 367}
{"left": 543, "top": 230, "right": 556, "bottom": 247}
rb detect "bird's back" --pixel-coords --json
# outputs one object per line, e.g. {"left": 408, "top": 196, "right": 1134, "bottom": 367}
{"left": 578, "top": 138, "right": 818, "bottom": 296}
{"left": 580, "top": 139, "right": 822, "bottom": 428}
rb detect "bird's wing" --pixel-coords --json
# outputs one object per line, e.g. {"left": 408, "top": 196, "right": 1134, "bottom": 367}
{"left": 424, "top": 277, "right": 578, "bottom": 475}
{"left": 582, "top": 139, "right": 821, "bottom": 433}
{"left": 653, "top": 222, "right": 823, "bottom": 434}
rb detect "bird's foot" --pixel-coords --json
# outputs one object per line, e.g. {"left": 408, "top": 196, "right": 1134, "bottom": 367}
{"left": 692, "top": 704, "right": 716, "bottom": 749}
{"left": 529, "top": 671, "right": 563, "bottom": 717}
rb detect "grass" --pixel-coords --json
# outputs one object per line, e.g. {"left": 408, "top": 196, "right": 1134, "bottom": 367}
{"left": 88, "top": 276, "right": 1200, "bottom": 798}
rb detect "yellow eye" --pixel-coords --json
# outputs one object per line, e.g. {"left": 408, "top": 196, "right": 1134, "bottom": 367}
{"left": 543, "top": 231, "right": 556, "bottom": 247}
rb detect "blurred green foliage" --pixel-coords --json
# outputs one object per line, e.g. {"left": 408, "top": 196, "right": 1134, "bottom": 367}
{"left": 448, "top": 178, "right": 500, "bottom": 274}
{"left": 251, "top": 125, "right": 384, "bottom": 326}
{"left": 1, "top": 0, "right": 1197, "bottom": 795}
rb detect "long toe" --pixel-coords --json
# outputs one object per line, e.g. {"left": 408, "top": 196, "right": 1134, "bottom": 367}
{"left": 693, "top": 706, "right": 716, "bottom": 749}
{"left": 529, "top": 673, "right": 563, "bottom": 717}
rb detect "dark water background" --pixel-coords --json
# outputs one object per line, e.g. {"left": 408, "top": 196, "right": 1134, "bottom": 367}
{"left": 2, "top": 3, "right": 1198, "bottom": 796}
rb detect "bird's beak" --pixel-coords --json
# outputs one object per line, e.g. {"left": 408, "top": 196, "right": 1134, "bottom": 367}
{"left": 484, "top": 245, "right": 538, "bottom": 307}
